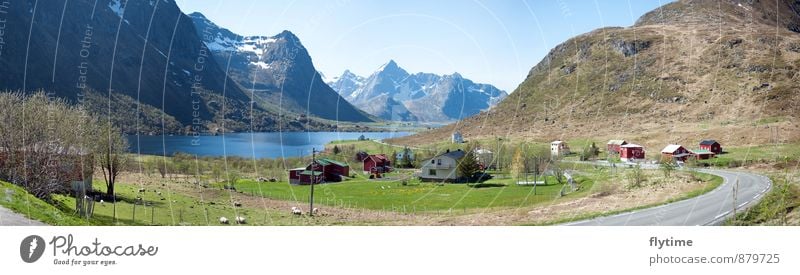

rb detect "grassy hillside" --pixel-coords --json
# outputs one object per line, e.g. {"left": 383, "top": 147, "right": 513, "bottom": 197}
{"left": 0, "top": 181, "right": 89, "bottom": 225}
{"left": 391, "top": 0, "right": 800, "bottom": 148}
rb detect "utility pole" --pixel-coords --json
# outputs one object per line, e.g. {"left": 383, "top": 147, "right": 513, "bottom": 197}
{"left": 310, "top": 148, "right": 316, "bottom": 217}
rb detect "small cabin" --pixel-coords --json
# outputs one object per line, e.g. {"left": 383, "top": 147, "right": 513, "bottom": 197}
{"left": 619, "top": 144, "right": 645, "bottom": 162}
{"left": 699, "top": 140, "right": 722, "bottom": 154}
{"left": 606, "top": 140, "right": 628, "bottom": 155}
{"left": 363, "top": 154, "right": 392, "bottom": 173}
{"left": 550, "top": 141, "right": 570, "bottom": 157}
{"left": 661, "top": 144, "right": 692, "bottom": 162}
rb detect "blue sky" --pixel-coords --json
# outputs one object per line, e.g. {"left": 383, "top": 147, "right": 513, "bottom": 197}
{"left": 175, "top": 0, "right": 669, "bottom": 92}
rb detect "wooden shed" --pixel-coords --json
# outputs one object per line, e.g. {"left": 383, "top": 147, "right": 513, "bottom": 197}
{"left": 607, "top": 140, "right": 628, "bottom": 154}
{"left": 699, "top": 140, "right": 722, "bottom": 154}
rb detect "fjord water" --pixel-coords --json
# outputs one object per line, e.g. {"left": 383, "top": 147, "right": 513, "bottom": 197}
{"left": 128, "top": 132, "right": 411, "bottom": 159}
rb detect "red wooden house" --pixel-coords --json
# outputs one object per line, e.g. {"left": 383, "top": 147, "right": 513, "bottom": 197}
{"left": 363, "top": 154, "right": 392, "bottom": 173}
{"left": 699, "top": 140, "right": 722, "bottom": 154}
{"left": 619, "top": 144, "right": 645, "bottom": 161}
{"left": 288, "top": 158, "right": 350, "bottom": 184}
{"left": 307, "top": 158, "right": 350, "bottom": 182}
{"left": 661, "top": 144, "right": 692, "bottom": 162}
{"left": 607, "top": 140, "right": 628, "bottom": 154}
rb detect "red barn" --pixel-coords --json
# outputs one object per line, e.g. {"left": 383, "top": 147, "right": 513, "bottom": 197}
{"left": 619, "top": 144, "right": 645, "bottom": 161}
{"left": 288, "top": 168, "right": 306, "bottom": 184}
{"left": 297, "top": 170, "right": 323, "bottom": 185}
{"left": 606, "top": 140, "right": 628, "bottom": 154}
{"left": 661, "top": 144, "right": 692, "bottom": 162}
{"left": 288, "top": 158, "right": 350, "bottom": 184}
{"left": 699, "top": 140, "right": 722, "bottom": 154}
{"left": 307, "top": 158, "right": 350, "bottom": 182}
{"left": 363, "top": 154, "right": 392, "bottom": 173}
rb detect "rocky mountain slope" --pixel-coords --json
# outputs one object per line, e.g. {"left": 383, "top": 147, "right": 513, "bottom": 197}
{"left": 0, "top": 0, "right": 350, "bottom": 134}
{"left": 328, "top": 60, "right": 507, "bottom": 122}
{"left": 190, "top": 12, "right": 375, "bottom": 123}
{"left": 391, "top": 0, "right": 800, "bottom": 147}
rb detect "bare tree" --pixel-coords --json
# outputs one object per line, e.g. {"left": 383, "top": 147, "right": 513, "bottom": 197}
{"left": 96, "top": 125, "right": 129, "bottom": 198}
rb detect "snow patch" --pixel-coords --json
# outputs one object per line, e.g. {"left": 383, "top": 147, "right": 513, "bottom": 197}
{"left": 109, "top": 0, "right": 125, "bottom": 18}
{"left": 250, "top": 61, "right": 272, "bottom": 69}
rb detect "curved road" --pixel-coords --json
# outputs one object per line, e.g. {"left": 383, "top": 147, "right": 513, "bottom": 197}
{"left": 565, "top": 169, "right": 772, "bottom": 226}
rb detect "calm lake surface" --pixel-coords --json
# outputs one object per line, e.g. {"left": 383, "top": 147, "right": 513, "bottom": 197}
{"left": 128, "top": 132, "right": 412, "bottom": 159}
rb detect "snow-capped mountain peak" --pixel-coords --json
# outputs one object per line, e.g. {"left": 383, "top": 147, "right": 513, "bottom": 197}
{"left": 327, "top": 61, "right": 508, "bottom": 122}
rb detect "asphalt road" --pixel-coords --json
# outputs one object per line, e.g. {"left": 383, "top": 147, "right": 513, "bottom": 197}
{"left": 565, "top": 168, "right": 772, "bottom": 226}
{"left": 0, "top": 206, "right": 46, "bottom": 226}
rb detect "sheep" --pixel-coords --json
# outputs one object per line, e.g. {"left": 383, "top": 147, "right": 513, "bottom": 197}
{"left": 99, "top": 199, "right": 104, "bottom": 204}
{"left": 312, "top": 208, "right": 320, "bottom": 215}
{"left": 235, "top": 216, "right": 246, "bottom": 224}
{"left": 219, "top": 217, "right": 229, "bottom": 224}
{"left": 138, "top": 188, "right": 145, "bottom": 193}
{"left": 291, "top": 206, "right": 302, "bottom": 215}
{"left": 233, "top": 201, "right": 242, "bottom": 207}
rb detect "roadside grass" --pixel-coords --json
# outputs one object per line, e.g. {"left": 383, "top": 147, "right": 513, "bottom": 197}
{"left": 527, "top": 171, "right": 724, "bottom": 225}
{"left": 0, "top": 181, "right": 89, "bottom": 225}
{"left": 229, "top": 170, "right": 594, "bottom": 212}
{"left": 727, "top": 175, "right": 800, "bottom": 226}
{"left": 698, "top": 143, "right": 800, "bottom": 168}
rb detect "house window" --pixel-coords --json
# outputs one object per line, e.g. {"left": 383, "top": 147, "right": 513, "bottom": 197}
{"left": 431, "top": 159, "right": 435, "bottom": 164}
{"left": 437, "top": 159, "right": 442, "bottom": 165}
{"left": 429, "top": 169, "right": 437, "bottom": 176}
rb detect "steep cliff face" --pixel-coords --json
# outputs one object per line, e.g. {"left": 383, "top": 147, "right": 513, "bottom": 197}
{"left": 0, "top": 0, "right": 252, "bottom": 127}
{"left": 190, "top": 13, "right": 375, "bottom": 123}
{"left": 392, "top": 0, "right": 800, "bottom": 146}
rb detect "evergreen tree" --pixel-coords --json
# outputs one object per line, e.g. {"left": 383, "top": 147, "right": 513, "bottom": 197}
{"left": 458, "top": 147, "right": 480, "bottom": 182}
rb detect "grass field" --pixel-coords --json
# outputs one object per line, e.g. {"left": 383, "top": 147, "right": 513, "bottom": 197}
{"left": 229, "top": 169, "right": 594, "bottom": 212}
{"left": 49, "top": 179, "right": 332, "bottom": 226}
{"left": 697, "top": 143, "right": 800, "bottom": 167}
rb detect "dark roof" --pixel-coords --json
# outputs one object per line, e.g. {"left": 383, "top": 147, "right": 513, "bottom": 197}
{"left": 364, "top": 154, "right": 389, "bottom": 163}
{"left": 699, "top": 140, "right": 719, "bottom": 145}
{"left": 437, "top": 149, "right": 466, "bottom": 160}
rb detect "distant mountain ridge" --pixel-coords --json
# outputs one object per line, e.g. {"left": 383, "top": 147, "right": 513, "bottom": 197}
{"left": 190, "top": 12, "right": 375, "bottom": 123}
{"left": 328, "top": 60, "right": 507, "bottom": 122}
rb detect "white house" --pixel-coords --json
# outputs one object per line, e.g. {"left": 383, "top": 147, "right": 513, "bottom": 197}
{"left": 451, "top": 131, "right": 464, "bottom": 143}
{"left": 395, "top": 147, "right": 414, "bottom": 161}
{"left": 419, "top": 149, "right": 466, "bottom": 182}
{"left": 550, "top": 140, "right": 570, "bottom": 157}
